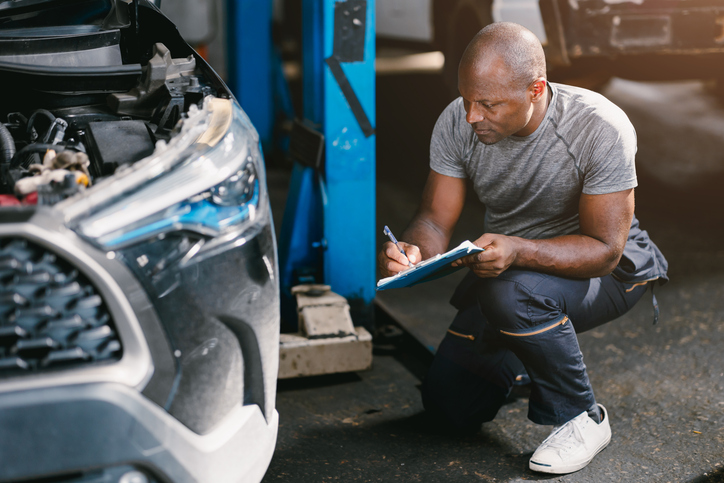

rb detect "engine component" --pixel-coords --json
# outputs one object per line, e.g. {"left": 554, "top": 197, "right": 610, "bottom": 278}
{"left": 14, "top": 150, "right": 91, "bottom": 203}
{"left": 45, "top": 150, "right": 92, "bottom": 181}
{"left": 84, "top": 120, "right": 155, "bottom": 176}
{"left": 0, "top": 122, "right": 16, "bottom": 194}
{"left": 0, "top": 195, "right": 20, "bottom": 206}
{"left": 46, "top": 117, "right": 68, "bottom": 145}
{"left": 25, "top": 109, "right": 55, "bottom": 143}
{"left": 15, "top": 169, "right": 74, "bottom": 197}
{"left": 0, "top": 122, "right": 14, "bottom": 164}
{"left": 109, "top": 43, "right": 197, "bottom": 118}
{"left": 37, "top": 173, "right": 85, "bottom": 205}
{"left": 10, "top": 143, "right": 66, "bottom": 169}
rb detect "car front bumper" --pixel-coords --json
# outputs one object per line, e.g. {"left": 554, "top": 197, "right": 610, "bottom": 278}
{"left": 0, "top": 206, "right": 280, "bottom": 482}
{"left": 0, "top": 382, "right": 279, "bottom": 483}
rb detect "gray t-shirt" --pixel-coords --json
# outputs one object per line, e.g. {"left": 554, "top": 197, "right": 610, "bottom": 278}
{"left": 430, "top": 82, "right": 638, "bottom": 240}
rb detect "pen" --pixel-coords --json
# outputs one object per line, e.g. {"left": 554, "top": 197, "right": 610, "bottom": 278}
{"left": 383, "top": 225, "right": 413, "bottom": 268}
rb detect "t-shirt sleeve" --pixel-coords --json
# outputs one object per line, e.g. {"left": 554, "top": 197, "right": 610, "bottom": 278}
{"left": 580, "top": 109, "right": 638, "bottom": 195}
{"left": 429, "top": 99, "right": 469, "bottom": 179}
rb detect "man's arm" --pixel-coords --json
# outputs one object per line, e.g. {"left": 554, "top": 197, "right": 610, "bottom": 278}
{"left": 378, "top": 171, "right": 466, "bottom": 277}
{"left": 453, "top": 189, "right": 634, "bottom": 279}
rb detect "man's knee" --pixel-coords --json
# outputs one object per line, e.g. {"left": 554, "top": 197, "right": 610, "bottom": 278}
{"left": 474, "top": 271, "right": 566, "bottom": 332}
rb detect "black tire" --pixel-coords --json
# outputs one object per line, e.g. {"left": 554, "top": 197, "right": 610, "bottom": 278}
{"left": 438, "top": 0, "right": 493, "bottom": 99}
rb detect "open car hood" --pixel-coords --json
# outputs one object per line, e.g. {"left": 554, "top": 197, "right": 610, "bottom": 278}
{"left": 0, "top": 0, "right": 148, "bottom": 74}
{"left": 0, "top": 0, "right": 137, "bottom": 35}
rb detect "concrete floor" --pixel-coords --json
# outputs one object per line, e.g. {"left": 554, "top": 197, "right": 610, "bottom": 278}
{"left": 263, "top": 63, "right": 724, "bottom": 482}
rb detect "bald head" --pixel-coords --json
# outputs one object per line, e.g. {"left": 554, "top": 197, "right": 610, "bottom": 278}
{"left": 459, "top": 22, "right": 546, "bottom": 93}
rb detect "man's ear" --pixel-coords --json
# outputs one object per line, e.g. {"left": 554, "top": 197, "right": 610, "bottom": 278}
{"left": 530, "top": 78, "right": 547, "bottom": 102}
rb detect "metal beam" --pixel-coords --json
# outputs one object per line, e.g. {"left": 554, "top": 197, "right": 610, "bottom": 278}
{"left": 226, "top": 0, "right": 274, "bottom": 148}
{"left": 321, "top": 0, "right": 376, "bottom": 327}
{"left": 279, "top": 0, "right": 376, "bottom": 329}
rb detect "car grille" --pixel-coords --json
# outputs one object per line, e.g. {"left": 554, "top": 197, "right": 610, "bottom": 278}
{"left": 0, "top": 236, "right": 122, "bottom": 375}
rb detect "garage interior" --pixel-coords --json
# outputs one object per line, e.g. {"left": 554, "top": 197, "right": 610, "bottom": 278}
{"left": 2, "top": 0, "right": 724, "bottom": 480}
{"left": 175, "top": 0, "right": 724, "bottom": 481}
{"left": 170, "top": 1, "right": 724, "bottom": 481}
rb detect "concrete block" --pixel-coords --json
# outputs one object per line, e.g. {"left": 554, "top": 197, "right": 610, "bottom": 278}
{"left": 278, "top": 327, "right": 373, "bottom": 379}
{"left": 299, "top": 304, "right": 356, "bottom": 339}
{"left": 292, "top": 284, "right": 348, "bottom": 309}
{"left": 293, "top": 284, "right": 356, "bottom": 338}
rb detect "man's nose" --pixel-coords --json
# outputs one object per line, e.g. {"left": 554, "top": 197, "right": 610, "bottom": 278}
{"left": 466, "top": 103, "right": 484, "bottom": 124}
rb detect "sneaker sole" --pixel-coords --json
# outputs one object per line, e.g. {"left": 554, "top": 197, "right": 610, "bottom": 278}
{"left": 529, "top": 432, "right": 611, "bottom": 475}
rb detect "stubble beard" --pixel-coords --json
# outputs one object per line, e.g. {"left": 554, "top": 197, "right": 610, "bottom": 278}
{"left": 476, "top": 132, "right": 503, "bottom": 145}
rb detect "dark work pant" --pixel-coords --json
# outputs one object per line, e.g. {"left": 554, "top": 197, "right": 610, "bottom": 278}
{"left": 421, "top": 269, "right": 649, "bottom": 429}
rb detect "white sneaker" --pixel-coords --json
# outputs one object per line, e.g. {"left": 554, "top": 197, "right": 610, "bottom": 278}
{"left": 529, "top": 404, "right": 611, "bottom": 474}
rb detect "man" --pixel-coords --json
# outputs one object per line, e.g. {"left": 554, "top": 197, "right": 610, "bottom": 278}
{"left": 377, "top": 22, "right": 668, "bottom": 474}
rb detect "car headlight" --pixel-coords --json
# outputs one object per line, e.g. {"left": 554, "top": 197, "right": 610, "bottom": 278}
{"left": 65, "top": 97, "right": 267, "bottom": 251}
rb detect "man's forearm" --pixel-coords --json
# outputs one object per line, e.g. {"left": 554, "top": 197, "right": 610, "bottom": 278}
{"left": 512, "top": 234, "right": 623, "bottom": 279}
{"left": 401, "top": 216, "right": 451, "bottom": 261}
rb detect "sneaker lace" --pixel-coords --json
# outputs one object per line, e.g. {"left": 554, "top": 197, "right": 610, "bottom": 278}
{"left": 543, "top": 420, "right": 584, "bottom": 453}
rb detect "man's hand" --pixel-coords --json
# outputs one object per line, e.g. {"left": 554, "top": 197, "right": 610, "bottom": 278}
{"left": 378, "top": 241, "right": 421, "bottom": 278}
{"left": 451, "top": 233, "right": 519, "bottom": 278}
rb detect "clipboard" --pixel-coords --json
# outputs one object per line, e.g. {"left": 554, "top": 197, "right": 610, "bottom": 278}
{"left": 376, "top": 240, "right": 484, "bottom": 290}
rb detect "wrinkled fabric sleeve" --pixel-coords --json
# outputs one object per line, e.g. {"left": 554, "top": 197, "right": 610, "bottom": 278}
{"left": 579, "top": 106, "right": 638, "bottom": 195}
{"left": 430, "top": 98, "right": 469, "bottom": 179}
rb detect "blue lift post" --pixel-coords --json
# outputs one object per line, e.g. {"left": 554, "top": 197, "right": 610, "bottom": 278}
{"left": 226, "top": 0, "right": 274, "bottom": 150}
{"left": 321, "top": 0, "right": 376, "bottom": 327}
{"left": 279, "top": 0, "right": 377, "bottom": 329}
{"left": 231, "top": 0, "right": 376, "bottom": 329}
{"left": 275, "top": 0, "right": 327, "bottom": 328}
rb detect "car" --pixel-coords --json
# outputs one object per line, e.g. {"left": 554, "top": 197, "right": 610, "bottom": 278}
{"left": 0, "top": 0, "right": 280, "bottom": 482}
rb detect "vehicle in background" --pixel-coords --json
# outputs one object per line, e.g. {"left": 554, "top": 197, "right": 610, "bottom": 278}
{"left": 0, "top": 0, "right": 279, "bottom": 481}
{"left": 377, "top": 0, "right": 724, "bottom": 90}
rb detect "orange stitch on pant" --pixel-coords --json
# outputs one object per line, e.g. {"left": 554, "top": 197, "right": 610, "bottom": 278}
{"left": 499, "top": 316, "right": 569, "bottom": 337}
{"left": 625, "top": 281, "right": 649, "bottom": 293}
{"left": 447, "top": 329, "right": 475, "bottom": 341}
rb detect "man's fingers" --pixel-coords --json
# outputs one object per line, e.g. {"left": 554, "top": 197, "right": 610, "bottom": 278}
{"left": 468, "top": 258, "right": 507, "bottom": 277}
{"left": 402, "top": 243, "right": 421, "bottom": 264}
{"left": 382, "top": 241, "right": 423, "bottom": 269}
{"left": 386, "top": 243, "right": 410, "bottom": 265}
{"left": 473, "top": 233, "right": 496, "bottom": 249}
{"left": 467, "top": 254, "right": 504, "bottom": 276}
{"left": 454, "top": 233, "right": 512, "bottom": 278}
{"left": 457, "top": 254, "right": 477, "bottom": 266}
{"left": 453, "top": 247, "right": 494, "bottom": 267}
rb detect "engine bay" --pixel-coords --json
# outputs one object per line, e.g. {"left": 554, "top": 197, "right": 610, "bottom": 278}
{"left": 0, "top": 42, "right": 220, "bottom": 207}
